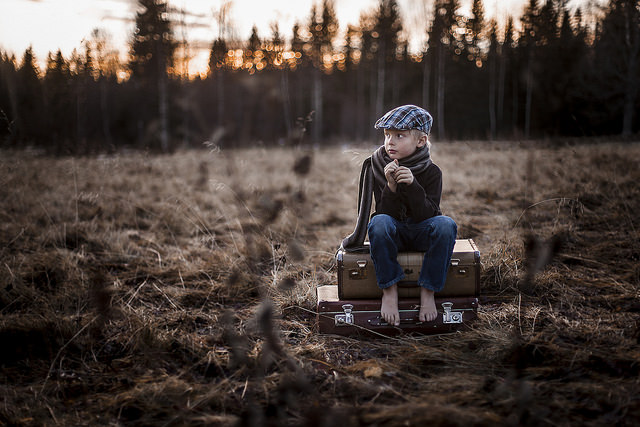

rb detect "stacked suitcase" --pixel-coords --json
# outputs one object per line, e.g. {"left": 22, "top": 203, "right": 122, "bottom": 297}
{"left": 317, "top": 239, "right": 481, "bottom": 335}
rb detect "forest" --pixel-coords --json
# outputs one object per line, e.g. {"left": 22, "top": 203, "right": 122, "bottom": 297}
{"left": 0, "top": 0, "right": 639, "bottom": 153}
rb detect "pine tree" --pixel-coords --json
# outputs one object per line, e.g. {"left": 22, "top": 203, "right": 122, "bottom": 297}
{"left": 594, "top": 0, "right": 640, "bottom": 135}
{"left": 290, "top": 22, "right": 304, "bottom": 68}
{"left": 519, "top": 0, "right": 540, "bottom": 137}
{"left": 501, "top": 16, "right": 515, "bottom": 136}
{"left": 538, "top": 0, "right": 560, "bottom": 46}
{"left": 129, "top": 0, "right": 175, "bottom": 81}
{"left": 357, "top": 12, "right": 377, "bottom": 139}
{"left": 128, "top": 0, "right": 175, "bottom": 151}
{"left": 209, "top": 39, "right": 228, "bottom": 72}
{"left": 44, "top": 50, "right": 73, "bottom": 152}
{"left": 245, "top": 25, "right": 262, "bottom": 72}
{"left": 268, "top": 23, "right": 292, "bottom": 138}
{"left": 306, "top": 0, "right": 338, "bottom": 142}
{"left": 372, "top": 0, "right": 403, "bottom": 118}
{"left": 467, "top": 0, "right": 485, "bottom": 64}
{"left": 0, "top": 52, "right": 18, "bottom": 145}
{"left": 428, "top": 0, "right": 460, "bottom": 138}
{"left": 320, "top": 0, "right": 339, "bottom": 67}
{"left": 264, "top": 23, "right": 284, "bottom": 70}
{"left": 16, "top": 47, "right": 43, "bottom": 145}
{"left": 209, "top": 37, "right": 228, "bottom": 130}
{"left": 488, "top": 19, "right": 499, "bottom": 139}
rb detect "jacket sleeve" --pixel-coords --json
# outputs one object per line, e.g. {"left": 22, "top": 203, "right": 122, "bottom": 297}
{"left": 373, "top": 164, "right": 443, "bottom": 221}
{"left": 402, "top": 165, "right": 442, "bottom": 221}
{"left": 376, "top": 183, "right": 404, "bottom": 218}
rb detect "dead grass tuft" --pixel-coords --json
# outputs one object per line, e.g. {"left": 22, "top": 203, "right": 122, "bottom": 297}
{"left": 1, "top": 141, "right": 639, "bottom": 425}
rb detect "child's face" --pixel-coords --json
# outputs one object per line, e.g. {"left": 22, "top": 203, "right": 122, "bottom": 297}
{"left": 383, "top": 129, "right": 427, "bottom": 160}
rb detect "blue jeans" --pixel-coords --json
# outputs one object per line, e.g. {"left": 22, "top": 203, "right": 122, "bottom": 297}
{"left": 367, "top": 214, "right": 457, "bottom": 292}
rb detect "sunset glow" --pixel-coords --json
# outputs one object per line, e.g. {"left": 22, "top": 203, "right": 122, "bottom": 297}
{"left": 0, "top": 0, "right": 599, "bottom": 77}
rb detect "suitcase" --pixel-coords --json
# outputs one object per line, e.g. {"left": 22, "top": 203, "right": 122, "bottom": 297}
{"left": 316, "top": 285, "right": 478, "bottom": 335}
{"left": 337, "top": 239, "right": 480, "bottom": 299}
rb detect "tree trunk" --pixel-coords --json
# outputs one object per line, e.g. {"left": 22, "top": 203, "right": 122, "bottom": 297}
{"left": 375, "top": 45, "right": 386, "bottom": 122}
{"left": 622, "top": 74, "right": 637, "bottom": 136}
{"left": 436, "top": 44, "right": 445, "bottom": 139}
{"left": 2, "top": 62, "right": 18, "bottom": 145}
{"left": 391, "top": 61, "right": 399, "bottom": 107}
{"left": 370, "top": 61, "right": 378, "bottom": 140}
{"left": 76, "top": 82, "right": 85, "bottom": 152}
{"left": 621, "top": 41, "right": 639, "bottom": 135}
{"left": 312, "top": 67, "right": 322, "bottom": 143}
{"left": 159, "top": 73, "right": 169, "bottom": 152}
{"left": 524, "top": 50, "right": 533, "bottom": 139}
{"left": 422, "top": 53, "right": 431, "bottom": 111}
{"left": 497, "top": 50, "right": 506, "bottom": 135}
{"left": 356, "top": 62, "right": 365, "bottom": 141}
{"left": 100, "top": 79, "right": 112, "bottom": 149}
{"left": 489, "top": 51, "right": 497, "bottom": 140}
{"left": 512, "top": 68, "right": 518, "bottom": 137}
{"left": 281, "top": 69, "right": 292, "bottom": 140}
{"left": 217, "top": 71, "right": 224, "bottom": 127}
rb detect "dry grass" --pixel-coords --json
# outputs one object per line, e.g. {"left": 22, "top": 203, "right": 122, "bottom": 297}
{"left": 1, "top": 140, "right": 639, "bottom": 426}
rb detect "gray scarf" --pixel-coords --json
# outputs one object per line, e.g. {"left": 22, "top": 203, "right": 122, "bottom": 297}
{"left": 341, "top": 145, "right": 432, "bottom": 251}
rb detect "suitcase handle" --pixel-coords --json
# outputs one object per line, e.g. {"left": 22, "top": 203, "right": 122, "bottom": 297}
{"left": 368, "top": 316, "right": 423, "bottom": 326}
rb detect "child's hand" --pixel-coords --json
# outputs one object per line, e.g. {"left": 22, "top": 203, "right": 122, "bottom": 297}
{"left": 384, "top": 160, "right": 399, "bottom": 192}
{"left": 393, "top": 166, "right": 414, "bottom": 186}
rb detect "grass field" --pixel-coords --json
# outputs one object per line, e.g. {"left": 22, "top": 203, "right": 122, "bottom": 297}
{"left": 1, "top": 140, "right": 639, "bottom": 425}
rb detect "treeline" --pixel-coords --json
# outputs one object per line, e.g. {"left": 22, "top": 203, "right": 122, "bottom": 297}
{"left": 0, "top": 0, "right": 638, "bottom": 153}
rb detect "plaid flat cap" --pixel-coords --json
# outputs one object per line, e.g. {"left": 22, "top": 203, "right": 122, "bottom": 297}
{"left": 374, "top": 105, "right": 433, "bottom": 134}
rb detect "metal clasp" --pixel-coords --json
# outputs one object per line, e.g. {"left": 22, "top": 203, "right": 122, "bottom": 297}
{"left": 348, "top": 260, "right": 368, "bottom": 279}
{"left": 335, "top": 304, "right": 354, "bottom": 326}
{"left": 442, "top": 302, "right": 463, "bottom": 324}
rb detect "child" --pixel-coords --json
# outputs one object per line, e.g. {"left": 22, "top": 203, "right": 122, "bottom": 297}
{"left": 342, "top": 105, "right": 457, "bottom": 326}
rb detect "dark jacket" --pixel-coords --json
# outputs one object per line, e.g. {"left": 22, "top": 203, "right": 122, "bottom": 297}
{"left": 372, "top": 162, "right": 442, "bottom": 222}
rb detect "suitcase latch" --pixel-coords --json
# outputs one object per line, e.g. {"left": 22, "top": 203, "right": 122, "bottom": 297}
{"left": 442, "top": 302, "right": 463, "bottom": 324}
{"left": 335, "top": 304, "right": 354, "bottom": 326}
{"left": 455, "top": 268, "right": 468, "bottom": 276}
{"left": 348, "top": 260, "right": 368, "bottom": 280}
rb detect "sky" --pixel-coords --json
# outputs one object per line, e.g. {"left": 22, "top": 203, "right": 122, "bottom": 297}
{"left": 0, "top": 0, "right": 597, "bottom": 76}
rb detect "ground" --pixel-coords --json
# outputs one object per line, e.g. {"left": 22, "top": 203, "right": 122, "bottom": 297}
{"left": 1, "top": 140, "right": 639, "bottom": 426}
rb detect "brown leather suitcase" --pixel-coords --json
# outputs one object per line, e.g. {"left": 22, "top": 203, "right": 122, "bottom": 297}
{"left": 337, "top": 239, "right": 480, "bottom": 299}
{"left": 316, "top": 285, "right": 478, "bottom": 336}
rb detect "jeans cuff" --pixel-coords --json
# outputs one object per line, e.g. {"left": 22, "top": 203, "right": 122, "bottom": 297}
{"left": 418, "top": 281, "right": 443, "bottom": 292}
{"left": 378, "top": 273, "right": 406, "bottom": 290}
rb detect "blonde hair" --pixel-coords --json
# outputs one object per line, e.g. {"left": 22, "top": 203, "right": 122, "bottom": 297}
{"left": 411, "top": 129, "right": 431, "bottom": 151}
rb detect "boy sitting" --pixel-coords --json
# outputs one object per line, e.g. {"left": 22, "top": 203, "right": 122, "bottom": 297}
{"left": 342, "top": 105, "right": 457, "bottom": 326}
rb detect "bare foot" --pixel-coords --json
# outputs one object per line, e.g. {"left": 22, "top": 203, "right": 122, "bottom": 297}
{"left": 381, "top": 284, "right": 400, "bottom": 326}
{"left": 419, "top": 288, "right": 438, "bottom": 322}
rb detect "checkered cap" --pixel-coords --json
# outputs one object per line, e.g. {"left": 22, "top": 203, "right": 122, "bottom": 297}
{"left": 374, "top": 105, "right": 433, "bottom": 134}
